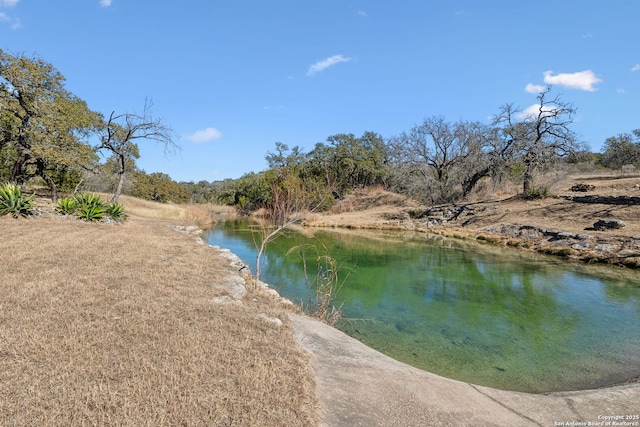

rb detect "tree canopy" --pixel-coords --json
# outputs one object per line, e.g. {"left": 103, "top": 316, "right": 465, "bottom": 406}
{"left": 493, "top": 86, "right": 582, "bottom": 195}
{"left": 0, "top": 50, "right": 101, "bottom": 200}
{"left": 599, "top": 129, "right": 640, "bottom": 170}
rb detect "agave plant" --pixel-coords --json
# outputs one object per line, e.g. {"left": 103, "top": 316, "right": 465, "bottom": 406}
{"left": 0, "top": 182, "right": 34, "bottom": 218}
{"left": 73, "top": 192, "right": 104, "bottom": 207}
{"left": 76, "top": 202, "right": 105, "bottom": 221}
{"left": 105, "top": 202, "right": 126, "bottom": 221}
{"left": 73, "top": 192, "right": 106, "bottom": 222}
{"left": 55, "top": 197, "right": 79, "bottom": 215}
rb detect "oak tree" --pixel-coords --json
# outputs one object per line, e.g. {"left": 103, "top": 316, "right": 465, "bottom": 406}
{"left": 0, "top": 50, "right": 100, "bottom": 200}
{"left": 599, "top": 129, "right": 640, "bottom": 169}
{"left": 493, "top": 86, "right": 581, "bottom": 195}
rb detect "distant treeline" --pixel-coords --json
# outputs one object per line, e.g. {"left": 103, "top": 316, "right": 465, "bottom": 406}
{"left": 1, "top": 50, "right": 637, "bottom": 209}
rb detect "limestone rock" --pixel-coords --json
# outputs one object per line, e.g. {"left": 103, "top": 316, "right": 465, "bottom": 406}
{"left": 212, "top": 296, "right": 242, "bottom": 306}
{"left": 258, "top": 313, "right": 283, "bottom": 327}
{"left": 593, "top": 219, "right": 626, "bottom": 231}
{"left": 570, "top": 183, "right": 595, "bottom": 192}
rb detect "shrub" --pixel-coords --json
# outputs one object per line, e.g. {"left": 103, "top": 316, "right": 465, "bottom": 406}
{"left": 0, "top": 182, "right": 34, "bottom": 218}
{"left": 524, "top": 186, "right": 550, "bottom": 200}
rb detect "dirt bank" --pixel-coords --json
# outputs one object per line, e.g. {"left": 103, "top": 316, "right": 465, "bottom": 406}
{"left": 303, "top": 173, "right": 640, "bottom": 268}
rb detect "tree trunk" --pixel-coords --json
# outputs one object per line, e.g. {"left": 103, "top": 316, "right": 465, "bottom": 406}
{"left": 111, "top": 172, "right": 125, "bottom": 203}
{"left": 36, "top": 159, "right": 58, "bottom": 202}
{"left": 111, "top": 153, "right": 126, "bottom": 203}
{"left": 523, "top": 164, "right": 535, "bottom": 195}
{"left": 462, "top": 167, "right": 490, "bottom": 197}
{"left": 11, "top": 142, "right": 31, "bottom": 184}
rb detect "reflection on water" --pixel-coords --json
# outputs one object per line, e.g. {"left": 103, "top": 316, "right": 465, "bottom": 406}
{"left": 205, "top": 219, "right": 640, "bottom": 393}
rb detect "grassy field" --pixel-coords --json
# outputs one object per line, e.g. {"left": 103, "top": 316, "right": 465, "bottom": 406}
{"left": 1, "top": 198, "right": 319, "bottom": 426}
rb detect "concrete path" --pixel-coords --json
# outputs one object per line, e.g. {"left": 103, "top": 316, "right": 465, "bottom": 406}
{"left": 290, "top": 314, "right": 640, "bottom": 427}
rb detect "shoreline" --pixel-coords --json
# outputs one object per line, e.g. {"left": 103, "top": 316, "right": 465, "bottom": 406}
{"left": 301, "top": 197, "right": 640, "bottom": 270}
{"left": 291, "top": 312, "right": 640, "bottom": 426}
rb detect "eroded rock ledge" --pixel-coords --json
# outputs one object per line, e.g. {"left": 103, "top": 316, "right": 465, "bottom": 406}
{"left": 475, "top": 223, "right": 640, "bottom": 267}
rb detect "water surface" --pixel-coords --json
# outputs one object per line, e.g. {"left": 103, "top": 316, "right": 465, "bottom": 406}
{"left": 205, "top": 219, "right": 640, "bottom": 393}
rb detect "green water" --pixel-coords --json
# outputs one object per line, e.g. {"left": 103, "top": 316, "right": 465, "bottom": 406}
{"left": 205, "top": 219, "right": 640, "bottom": 393}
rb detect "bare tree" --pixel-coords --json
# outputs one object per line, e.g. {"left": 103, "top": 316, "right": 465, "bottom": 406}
{"left": 97, "top": 100, "right": 176, "bottom": 203}
{"left": 493, "top": 86, "right": 581, "bottom": 195}
{"left": 390, "top": 116, "right": 496, "bottom": 203}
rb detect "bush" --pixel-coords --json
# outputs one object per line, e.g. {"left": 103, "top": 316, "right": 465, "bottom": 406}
{"left": 524, "top": 186, "right": 550, "bottom": 200}
{"left": 0, "top": 182, "right": 34, "bottom": 218}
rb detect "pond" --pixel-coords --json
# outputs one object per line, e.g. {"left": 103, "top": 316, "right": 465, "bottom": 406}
{"left": 205, "top": 218, "right": 640, "bottom": 393}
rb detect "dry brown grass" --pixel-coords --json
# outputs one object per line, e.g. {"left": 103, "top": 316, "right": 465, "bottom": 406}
{"left": 1, "top": 211, "right": 319, "bottom": 426}
{"left": 328, "top": 185, "right": 412, "bottom": 214}
{"left": 114, "top": 195, "right": 237, "bottom": 229}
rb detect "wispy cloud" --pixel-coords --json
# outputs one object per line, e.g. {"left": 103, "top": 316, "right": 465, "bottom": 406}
{"left": 632, "top": 64, "right": 640, "bottom": 72}
{"left": 0, "top": 0, "right": 20, "bottom": 30}
{"left": 307, "top": 54, "right": 353, "bottom": 77}
{"left": 99, "top": 0, "right": 112, "bottom": 7}
{"left": 184, "top": 127, "right": 222, "bottom": 143}
{"left": 542, "top": 70, "right": 602, "bottom": 91}
{"left": 356, "top": 10, "right": 367, "bottom": 17}
{"left": 525, "top": 83, "right": 546, "bottom": 94}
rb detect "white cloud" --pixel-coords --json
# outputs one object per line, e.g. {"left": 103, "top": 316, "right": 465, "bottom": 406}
{"left": 516, "top": 104, "right": 558, "bottom": 120}
{"left": 307, "top": 54, "right": 353, "bottom": 76}
{"left": 0, "top": 0, "right": 19, "bottom": 7}
{"left": 357, "top": 10, "right": 367, "bottom": 17}
{"left": 525, "top": 83, "right": 546, "bottom": 94}
{"left": 184, "top": 127, "right": 222, "bottom": 143}
{"left": 0, "top": 10, "right": 19, "bottom": 29}
{"left": 542, "top": 70, "right": 602, "bottom": 91}
{"left": 99, "top": 0, "right": 112, "bottom": 7}
{"left": 632, "top": 64, "right": 640, "bottom": 72}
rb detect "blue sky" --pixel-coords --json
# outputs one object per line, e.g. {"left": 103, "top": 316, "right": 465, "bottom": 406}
{"left": 2, "top": 1, "right": 639, "bottom": 182}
